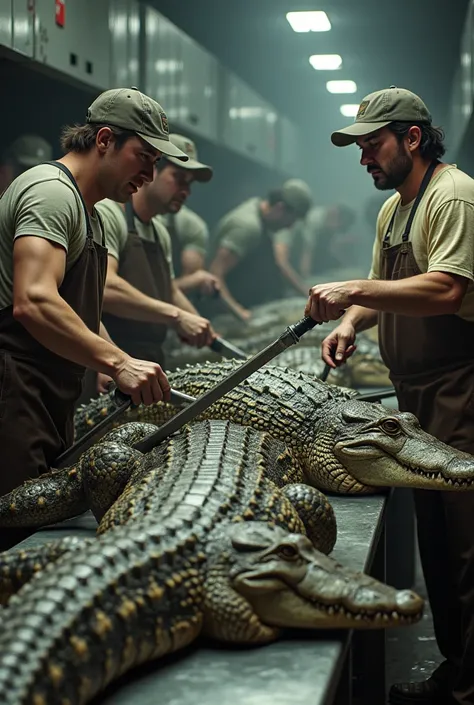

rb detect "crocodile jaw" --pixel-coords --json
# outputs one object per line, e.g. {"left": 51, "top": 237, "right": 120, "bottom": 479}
{"left": 231, "top": 527, "right": 423, "bottom": 630}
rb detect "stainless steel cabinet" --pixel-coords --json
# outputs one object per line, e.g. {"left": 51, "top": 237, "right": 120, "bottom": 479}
{"left": 109, "top": 0, "right": 140, "bottom": 88}
{"left": 0, "top": 0, "right": 11, "bottom": 49}
{"left": 143, "top": 7, "right": 218, "bottom": 140}
{"left": 34, "top": 0, "right": 110, "bottom": 89}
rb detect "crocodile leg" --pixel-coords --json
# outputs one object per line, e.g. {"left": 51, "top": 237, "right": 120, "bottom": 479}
{"left": 0, "top": 535, "right": 91, "bottom": 605}
{"left": 281, "top": 484, "right": 337, "bottom": 555}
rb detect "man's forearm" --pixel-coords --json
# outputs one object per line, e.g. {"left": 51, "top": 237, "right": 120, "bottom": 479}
{"left": 174, "top": 273, "right": 197, "bottom": 294}
{"left": 343, "top": 305, "right": 378, "bottom": 333}
{"left": 171, "top": 283, "right": 199, "bottom": 315}
{"left": 15, "top": 293, "right": 128, "bottom": 375}
{"left": 103, "top": 274, "right": 179, "bottom": 325}
{"left": 349, "top": 273, "right": 464, "bottom": 316}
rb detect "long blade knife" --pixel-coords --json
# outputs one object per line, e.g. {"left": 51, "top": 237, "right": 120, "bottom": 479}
{"left": 133, "top": 315, "right": 319, "bottom": 454}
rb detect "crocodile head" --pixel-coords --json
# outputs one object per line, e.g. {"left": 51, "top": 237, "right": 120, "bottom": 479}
{"left": 204, "top": 523, "right": 423, "bottom": 644}
{"left": 319, "top": 399, "right": 474, "bottom": 493}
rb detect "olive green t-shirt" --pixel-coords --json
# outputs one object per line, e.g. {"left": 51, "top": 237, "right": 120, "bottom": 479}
{"left": 214, "top": 197, "right": 265, "bottom": 260}
{"left": 0, "top": 163, "right": 103, "bottom": 309}
{"left": 369, "top": 165, "right": 474, "bottom": 321}
{"left": 159, "top": 205, "right": 209, "bottom": 258}
{"left": 96, "top": 198, "right": 175, "bottom": 278}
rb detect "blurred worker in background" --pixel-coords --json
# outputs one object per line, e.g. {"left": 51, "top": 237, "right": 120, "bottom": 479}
{"left": 0, "top": 134, "right": 53, "bottom": 192}
{"left": 209, "top": 179, "right": 312, "bottom": 320}
{"left": 156, "top": 133, "right": 220, "bottom": 298}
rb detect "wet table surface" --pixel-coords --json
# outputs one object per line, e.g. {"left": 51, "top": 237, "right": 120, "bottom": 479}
{"left": 15, "top": 493, "right": 387, "bottom": 705}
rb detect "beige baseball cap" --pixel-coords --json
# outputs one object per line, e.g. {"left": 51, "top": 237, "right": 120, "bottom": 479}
{"left": 331, "top": 86, "right": 432, "bottom": 147}
{"left": 5, "top": 134, "right": 53, "bottom": 166}
{"left": 281, "top": 179, "right": 312, "bottom": 218}
{"left": 165, "top": 133, "right": 213, "bottom": 182}
{"left": 86, "top": 87, "right": 188, "bottom": 161}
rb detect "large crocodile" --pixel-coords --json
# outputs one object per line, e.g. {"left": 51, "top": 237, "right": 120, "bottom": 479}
{"left": 74, "top": 361, "right": 474, "bottom": 495}
{"left": 0, "top": 420, "right": 337, "bottom": 558}
{"left": 0, "top": 419, "right": 423, "bottom": 705}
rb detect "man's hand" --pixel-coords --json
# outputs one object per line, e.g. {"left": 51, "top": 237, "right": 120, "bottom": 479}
{"left": 112, "top": 357, "right": 171, "bottom": 406}
{"left": 175, "top": 310, "right": 215, "bottom": 348}
{"left": 321, "top": 322, "right": 357, "bottom": 369}
{"left": 192, "top": 270, "right": 220, "bottom": 297}
{"left": 97, "top": 372, "right": 114, "bottom": 395}
{"left": 305, "top": 281, "right": 354, "bottom": 322}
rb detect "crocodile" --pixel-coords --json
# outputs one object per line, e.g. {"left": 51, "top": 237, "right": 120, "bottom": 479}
{"left": 74, "top": 361, "right": 474, "bottom": 495}
{"left": 0, "top": 419, "right": 424, "bottom": 705}
{"left": 0, "top": 420, "right": 337, "bottom": 558}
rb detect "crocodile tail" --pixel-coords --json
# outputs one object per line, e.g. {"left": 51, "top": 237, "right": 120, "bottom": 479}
{"left": 0, "top": 464, "right": 86, "bottom": 529}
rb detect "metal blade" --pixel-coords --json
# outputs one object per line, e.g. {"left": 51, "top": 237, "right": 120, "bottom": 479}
{"left": 209, "top": 336, "right": 247, "bottom": 360}
{"left": 356, "top": 387, "right": 397, "bottom": 403}
{"left": 319, "top": 363, "right": 331, "bottom": 382}
{"left": 133, "top": 315, "right": 319, "bottom": 454}
{"left": 55, "top": 388, "right": 196, "bottom": 469}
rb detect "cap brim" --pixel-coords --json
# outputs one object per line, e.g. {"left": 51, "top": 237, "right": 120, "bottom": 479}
{"left": 331, "top": 121, "right": 392, "bottom": 147}
{"left": 137, "top": 132, "right": 189, "bottom": 161}
{"left": 165, "top": 155, "right": 213, "bottom": 183}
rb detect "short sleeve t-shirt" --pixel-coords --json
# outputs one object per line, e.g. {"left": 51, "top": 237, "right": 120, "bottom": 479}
{"left": 160, "top": 205, "right": 209, "bottom": 258}
{"left": 214, "top": 197, "right": 265, "bottom": 260}
{"left": 0, "top": 163, "right": 103, "bottom": 309}
{"left": 369, "top": 165, "right": 474, "bottom": 321}
{"left": 96, "top": 198, "right": 175, "bottom": 279}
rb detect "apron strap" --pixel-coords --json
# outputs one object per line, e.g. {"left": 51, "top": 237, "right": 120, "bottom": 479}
{"left": 383, "top": 160, "right": 439, "bottom": 246}
{"left": 125, "top": 200, "right": 161, "bottom": 244}
{"left": 44, "top": 161, "right": 96, "bottom": 240}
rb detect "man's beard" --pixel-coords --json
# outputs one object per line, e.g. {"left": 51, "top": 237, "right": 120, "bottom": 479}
{"left": 369, "top": 144, "right": 413, "bottom": 191}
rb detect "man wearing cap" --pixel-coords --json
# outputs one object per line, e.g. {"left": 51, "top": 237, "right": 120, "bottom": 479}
{"left": 155, "top": 133, "right": 220, "bottom": 298}
{"left": 209, "top": 180, "right": 312, "bottom": 320}
{"left": 97, "top": 133, "right": 217, "bottom": 369}
{"left": 0, "top": 134, "right": 54, "bottom": 192}
{"left": 0, "top": 87, "right": 186, "bottom": 544}
{"left": 307, "top": 86, "right": 474, "bottom": 705}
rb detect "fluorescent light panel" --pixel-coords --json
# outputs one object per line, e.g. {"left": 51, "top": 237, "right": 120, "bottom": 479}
{"left": 309, "top": 54, "right": 342, "bottom": 70}
{"left": 340, "top": 104, "right": 359, "bottom": 117}
{"left": 286, "top": 11, "right": 331, "bottom": 32}
{"left": 327, "top": 80, "right": 357, "bottom": 94}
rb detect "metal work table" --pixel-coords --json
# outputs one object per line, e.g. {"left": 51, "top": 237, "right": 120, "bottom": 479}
{"left": 16, "top": 493, "right": 389, "bottom": 705}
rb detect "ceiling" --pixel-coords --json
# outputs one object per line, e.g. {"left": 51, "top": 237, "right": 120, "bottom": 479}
{"left": 151, "top": 0, "right": 469, "bottom": 211}
{"left": 152, "top": 0, "right": 468, "bottom": 132}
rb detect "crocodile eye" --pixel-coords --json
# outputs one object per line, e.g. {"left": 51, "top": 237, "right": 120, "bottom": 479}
{"left": 277, "top": 544, "right": 299, "bottom": 560}
{"left": 381, "top": 418, "right": 401, "bottom": 436}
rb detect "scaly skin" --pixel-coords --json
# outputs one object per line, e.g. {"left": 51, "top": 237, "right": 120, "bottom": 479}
{"left": 0, "top": 420, "right": 423, "bottom": 705}
{"left": 74, "top": 361, "right": 474, "bottom": 495}
{"left": 0, "top": 421, "right": 336, "bottom": 602}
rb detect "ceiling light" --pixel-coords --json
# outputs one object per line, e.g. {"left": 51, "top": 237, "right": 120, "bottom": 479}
{"left": 340, "top": 104, "right": 359, "bottom": 117}
{"left": 327, "top": 80, "right": 357, "bottom": 94}
{"left": 309, "top": 54, "right": 342, "bottom": 70}
{"left": 286, "top": 11, "right": 331, "bottom": 33}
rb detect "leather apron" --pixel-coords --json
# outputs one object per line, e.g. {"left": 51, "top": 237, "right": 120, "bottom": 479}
{"left": 101, "top": 201, "right": 172, "bottom": 365}
{"left": 226, "top": 227, "right": 286, "bottom": 309}
{"left": 0, "top": 162, "right": 107, "bottom": 498}
{"left": 379, "top": 161, "right": 474, "bottom": 696}
{"left": 168, "top": 215, "right": 183, "bottom": 279}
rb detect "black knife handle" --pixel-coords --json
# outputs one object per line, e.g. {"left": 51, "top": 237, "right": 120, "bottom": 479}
{"left": 291, "top": 316, "right": 320, "bottom": 339}
{"left": 114, "top": 388, "right": 135, "bottom": 407}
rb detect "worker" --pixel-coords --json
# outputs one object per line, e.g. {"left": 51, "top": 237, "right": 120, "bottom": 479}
{"left": 97, "top": 159, "right": 216, "bottom": 369}
{"left": 0, "top": 87, "right": 188, "bottom": 510}
{"left": 156, "top": 133, "right": 219, "bottom": 298}
{"left": 209, "top": 179, "right": 312, "bottom": 320}
{"left": 0, "top": 134, "right": 53, "bottom": 192}
{"left": 275, "top": 204, "right": 356, "bottom": 281}
{"left": 307, "top": 86, "right": 474, "bottom": 705}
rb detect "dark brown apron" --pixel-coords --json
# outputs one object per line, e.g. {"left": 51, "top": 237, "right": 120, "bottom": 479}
{"left": 379, "top": 161, "right": 474, "bottom": 699}
{"left": 0, "top": 161, "right": 107, "bottom": 498}
{"left": 101, "top": 201, "right": 172, "bottom": 365}
{"left": 225, "top": 218, "right": 286, "bottom": 308}
{"left": 168, "top": 214, "right": 183, "bottom": 279}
